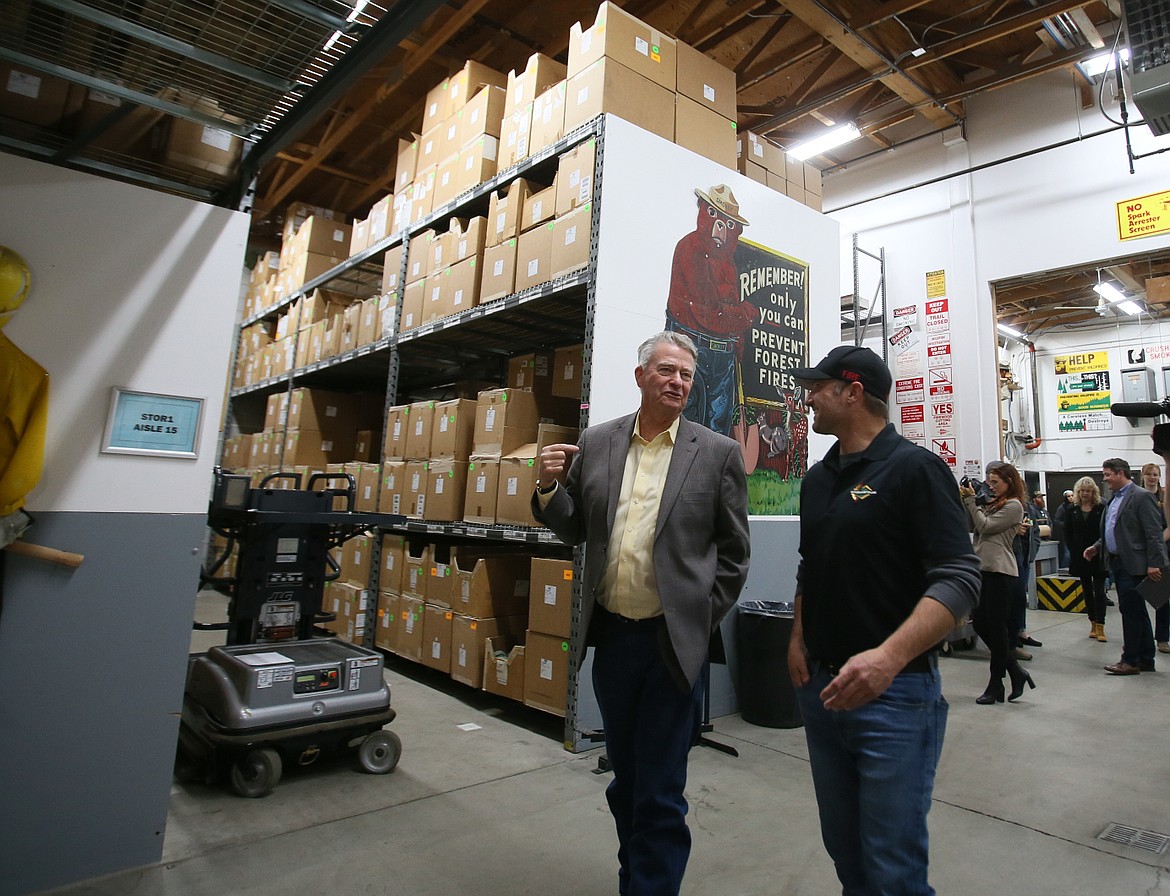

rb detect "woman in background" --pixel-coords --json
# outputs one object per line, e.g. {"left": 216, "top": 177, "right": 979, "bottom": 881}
{"left": 1141, "top": 462, "right": 1170, "bottom": 653}
{"left": 961, "top": 463, "right": 1036, "bottom": 704}
{"left": 1065, "top": 476, "right": 1107, "bottom": 642}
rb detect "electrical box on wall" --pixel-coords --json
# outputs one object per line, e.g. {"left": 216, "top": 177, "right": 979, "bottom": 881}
{"left": 1121, "top": 367, "right": 1156, "bottom": 403}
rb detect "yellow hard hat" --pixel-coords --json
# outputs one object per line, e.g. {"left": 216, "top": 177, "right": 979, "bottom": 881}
{"left": 0, "top": 245, "right": 32, "bottom": 317}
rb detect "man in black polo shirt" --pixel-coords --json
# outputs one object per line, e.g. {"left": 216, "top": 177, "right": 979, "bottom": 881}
{"left": 787, "top": 345, "right": 980, "bottom": 896}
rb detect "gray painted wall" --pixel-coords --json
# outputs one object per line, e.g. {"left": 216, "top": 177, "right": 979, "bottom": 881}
{"left": 0, "top": 511, "right": 205, "bottom": 895}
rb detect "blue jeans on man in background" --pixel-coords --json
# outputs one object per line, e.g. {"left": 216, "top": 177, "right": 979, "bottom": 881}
{"left": 796, "top": 664, "right": 947, "bottom": 896}
{"left": 1112, "top": 564, "right": 1156, "bottom": 667}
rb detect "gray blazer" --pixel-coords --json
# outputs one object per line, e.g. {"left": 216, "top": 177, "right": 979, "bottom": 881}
{"left": 532, "top": 413, "right": 751, "bottom": 689}
{"left": 1095, "top": 485, "right": 1168, "bottom": 576}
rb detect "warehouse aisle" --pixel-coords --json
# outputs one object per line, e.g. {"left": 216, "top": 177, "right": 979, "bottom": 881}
{"left": 43, "top": 608, "right": 1170, "bottom": 896}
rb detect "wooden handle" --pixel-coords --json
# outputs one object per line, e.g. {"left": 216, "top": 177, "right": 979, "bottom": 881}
{"left": 4, "top": 540, "right": 85, "bottom": 568}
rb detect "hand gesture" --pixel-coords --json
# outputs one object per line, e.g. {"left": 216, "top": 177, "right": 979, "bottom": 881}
{"left": 538, "top": 443, "right": 580, "bottom": 489}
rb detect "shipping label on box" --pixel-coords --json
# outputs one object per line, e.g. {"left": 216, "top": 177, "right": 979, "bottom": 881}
{"left": 463, "top": 459, "right": 500, "bottom": 524}
{"left": 422, "top": 603, "right": 455, "bottom": 673}
{"left": 404, "top": 460, "right": 429, "bottom": 519}
{"left": 523, "top": 631, "right": 570, "bottom": 716}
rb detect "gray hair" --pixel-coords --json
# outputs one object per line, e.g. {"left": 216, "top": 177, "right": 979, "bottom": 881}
{"left": 638, "top": 331, "right": 697, "bottom": 368}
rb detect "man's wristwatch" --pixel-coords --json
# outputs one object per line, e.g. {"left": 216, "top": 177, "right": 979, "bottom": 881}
{"left": 536, "top": 480, "right": 557, "bottom": 495}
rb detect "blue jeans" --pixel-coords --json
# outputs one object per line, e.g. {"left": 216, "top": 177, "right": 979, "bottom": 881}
{"left": 796, "top": 665, "right": 947, "bottom": 896}
{"left": 1113, "top": 564, "right": 1156, "bottom": 665}
{"left": 592, "top": 611, "right": 702, "bottom": 896}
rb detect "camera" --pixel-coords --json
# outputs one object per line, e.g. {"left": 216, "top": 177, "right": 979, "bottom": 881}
{"left": 1154, "top": 423, "right": 1170, "bottom": 457}
{"left": 960, "top": 476, "right": 993, "bottom": 506}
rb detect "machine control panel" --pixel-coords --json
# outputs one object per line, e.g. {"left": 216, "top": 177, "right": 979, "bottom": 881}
{"left": 293, "top": 665, "right": 341, "bottom": 694}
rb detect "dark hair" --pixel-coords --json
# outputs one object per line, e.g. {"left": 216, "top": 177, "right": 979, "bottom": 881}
{"left": 985, "top": 462, "right": 1027, "bottom": 509}
{"left": 1102, "top": 457, "right": 1132, "bottom": 478}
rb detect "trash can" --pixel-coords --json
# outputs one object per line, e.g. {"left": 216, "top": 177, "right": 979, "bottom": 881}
{"left": 736, "top": 600, "right": 802, "bottom": 728}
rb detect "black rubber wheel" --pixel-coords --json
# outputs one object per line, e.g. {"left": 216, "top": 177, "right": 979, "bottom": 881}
{"left": 230, "top": 748, "right": 282, "bottom": 798}
{"left": 357, "top": 730, "right": 401, "bottom": 774}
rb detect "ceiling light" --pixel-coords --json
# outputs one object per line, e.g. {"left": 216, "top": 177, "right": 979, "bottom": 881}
{"left": 787, "top": 124, "right": 861, "bottom": 161}
{"left": 909, "top": 47, "right": 927, "bottom": 58}
{"left": 1093, "top": 280, "right": 1126, "bottom": 304}
{"left": 346, "top": 0, "right": 370, "bottom": 23}
{"left": 1117, "top": 300, "right": 1144, "bottom": 315}
{"left": 1078, "top": 48, "right": 1129, "bottom": 79}
{"left": 997, "top": 322, "right": 1024, "bottom": 339}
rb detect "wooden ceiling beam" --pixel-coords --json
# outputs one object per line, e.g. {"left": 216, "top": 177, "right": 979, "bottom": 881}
{"left": 734, "top": 13, "right": 796, "bottom": 80}
{"left": 690, "top": 0, "right": 777, "bottom": 50}
{"left": 932, "top": 44, "right": 1099, "bottom": 107}
{"left": 777, "top": 0, "right": 959, "bottom": 127}
{"left": 256, "top": 0, "right": 494, "bottom": 214}
{"left": 739, "top": 34, "right": 828, "bottom": 91}
{"left": 846, "top": 0, "right": 936, "bottom": 32}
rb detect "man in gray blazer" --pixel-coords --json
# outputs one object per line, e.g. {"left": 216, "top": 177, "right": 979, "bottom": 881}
{"left": 533, "top": 330, "right": 750, "bottom": 896}
{"left": 1087, "top": 457, "right": 1167, "bottom": 674}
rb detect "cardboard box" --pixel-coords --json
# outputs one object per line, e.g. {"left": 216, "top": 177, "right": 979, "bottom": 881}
{"left": 555, "top": 138, "right": 596, "bottom": 216}
{"left": 381, "top": 533, "right": 407, "bottom": 593}
{"left": 505, "top": 53, "right": 568, "bottom": 118}
{"left": 675, "top": 40, "right": 737, "bottom": 119}
{"left": 453, "top": 552, "right": 531, "bottom": 618}
{"left": 449, "top": 216, "right": 487, "bottom": 265}
{"left": 165, "top": 111, "right": 244, "bottom": 178}
{"left": 287, "top": 387, "right": 358, "bottom": 435}
{"left": 355, "top": 463, "right": 381, "bottom": 511}
{"left": 675, "top": 95, "right": 737, "bottom": 168}
{"left": 404, "top": 400, "right": 436, "bottom": 460}
{"left": 568, "top": 1, "right": 677, "bottom": 90}
{"left": 550, "top": 202, "right": 592, "bottom": 279}
{"left": 480, "top": 238, "right": 518, "bottom": 303}
{"left": 402, "top": 540, "right": 430, "bottom": 599}
{"left": 447, "top": 60, "right": 507, "bottom": 115}
{"left": 451, "top": 614, "right": 527, "bottom": 689}
{"left": 404, "top": 460, "right": 429, "bottom": 519}
{"left": 438, "top": 115, "right": 462, "bottom": 163}
{"left": 366, "top": 193, "right": 395, "bottom": 246}
{"left": 463, "top": 458, "right": 500, "bottom": 524}
{"left": 411, "top": 166, "right": 437, "bottom": 223}
{"left": 283, "top": 427, "right": 354, "bottom": 468}
{"left": 282, "top": 250, "right": 343, "bottom": 294}
{"left": 430, "top": 398, "right": 477, "bottom": 460}
{"left": 482, "top": 638, "right": 526, "bottom": 701}
{"left": 377, "top": 292, "right": 398, "bottom": 340}
{"left": 399, "top": 277, "right": 426, "bottom": 332}
{"left": 422, "top": 604, "right": 455, "bottom": 673}
{"left": 395, "top": 135, "right": 420, "bottom": 194}
{"left": 354, "top": 429, "right": 375, "bottom": 463}
{"left": 383, "top": 405, "right": 409, "bottom": 460}
{"left": 457, "top": 135, "right": 499, "bottom": 194}
{"left": 458, "top": 84, "right": 506, "bottom": 146}
{"left": 422, "top": 271, "right": 449, "bottom": 324}
{"left": 766, "top": 169, "right": 786, "bottom": 193}
{"left": 522, "top": 183, "right": 558, "bottom": 232}
{"left": 357, "top": 297, "right": 380, "bottom": 347}
{"left": 739, "top": 157, "right": 768, "bottom": 185}
{"left": 418, "top": 122, "right": 443, "bottom": 171}
{"left": 803, "top": 190, "right": 822, "bottom": 212}
{"left": 472, "top": 388, "right": 540, "bottom": 458}
{"left": 425, "top": 542, "right": 458, "bottom": 608}
{"left": 736, "top": 130, "right": 767, "bottom": 167}
{"left": 499, "top": 103, "right": 532, "bottom": 169}
{"left": 422, "top": 78, "right": 449, "bottom": 131}
{"left": 495, "top": 444, "right": 539, "bottom": 526}
{"left": 515, "top": 221, "right": 555, "bottom": 292}
{"left": 785, "top": 154, "right": 805, "bottom": 189}
{"left": 487, "top": 178, "right": 534, "bottom": 248}
{"left": 294, "top": 215, "right": 353, "bottom": 259}
{"left": 529, "top": 558, "right": 575, "bottom": 638}
{"left": 375, "top": 591, "right": 400, "bottom": 652}
{"left": 563, "top": 57, "right": 675, "bottom": 142}
{"left": 425, "top": 459, "right": 469, "bottom": 522}
{"left": 528, "top": 81, "right": 566, "bottom": 153}
{"left": 805, "top": 163, "right": 823, "bottom": 196}
{"left": 551, "top": 344, "right": 585, "bottom": 399}
{"left": 433, "top": 152, "right": 462, "bottom": 209}
{"left": 381, "top": 242, "right": 404, "bottom": 296}
{"left": 396, "top": 596, "right": 426, "bottom": 662}
{"left": 446, "top": 256, "right": 481, "bottom": 315}
{"left": 341, "top": 533, "right": 375, "bottom": 586}
{"left": 379, "top": 460, "right": 407, "bottom": 515}
{"left": 524, "top": 630, "right": 570, "bottom": 716}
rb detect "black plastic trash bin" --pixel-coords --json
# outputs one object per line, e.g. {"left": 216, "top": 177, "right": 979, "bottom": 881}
{"left": 736, "top": 600, "right": 802, "bottom": 728}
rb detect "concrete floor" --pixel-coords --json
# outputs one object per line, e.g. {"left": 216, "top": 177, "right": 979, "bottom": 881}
{"left": 42, "top": 604, "right": 1170, "bottom": 896}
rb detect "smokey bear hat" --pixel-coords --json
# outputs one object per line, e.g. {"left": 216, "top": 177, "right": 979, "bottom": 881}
{"left": 791, "top": 345, "right": 893, "bottom": 401}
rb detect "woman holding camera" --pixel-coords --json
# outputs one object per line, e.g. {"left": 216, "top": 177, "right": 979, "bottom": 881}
{"left": 1065, "top": 476, "right": 1107, "bottom": 641}
{"left": 961, "top": 463, "right": 1037, "bottom": 704}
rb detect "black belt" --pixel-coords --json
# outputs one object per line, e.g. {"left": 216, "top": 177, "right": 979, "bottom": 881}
{"left": 597, "top": 606, "right": 663, "bottom": 625}
{"left": 812, "top": 653, "right": 937, "bottom": 676}
{"left": 665, "top": 318, "right": 737, "bottom": 353}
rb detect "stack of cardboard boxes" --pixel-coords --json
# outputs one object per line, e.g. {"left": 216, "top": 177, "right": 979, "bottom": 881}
{"left": 735, "top": 130, "right": 824, "bottom": 212}
{"left": 320, "top": 532, "right": 376, "bottom": 644}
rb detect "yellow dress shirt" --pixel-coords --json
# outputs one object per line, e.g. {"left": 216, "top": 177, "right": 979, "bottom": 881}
{"left": 599, "top": 415, "right": 678, "bottom": 619}
{"left": 0, "top": 332, "right": 49, "bottom": 516}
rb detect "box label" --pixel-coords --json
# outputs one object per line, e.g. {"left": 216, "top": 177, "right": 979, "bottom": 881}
{"left": 540, "top": 657, "right": 553, "bottom": 680}
{"left": 544, "top": 584, "right": 557, "bottom": 605}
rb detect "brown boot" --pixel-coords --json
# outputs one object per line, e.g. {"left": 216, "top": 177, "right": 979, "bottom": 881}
{"left": 1096, "top": 622, "right": 1108, "bottom": 642}
{"left": 1089, "top": 620, "right": 1097, "bottom": 638}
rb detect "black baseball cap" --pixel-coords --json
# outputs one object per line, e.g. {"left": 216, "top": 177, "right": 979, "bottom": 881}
{"left": 791, "top": 345, "right": 892, "bottom": 401}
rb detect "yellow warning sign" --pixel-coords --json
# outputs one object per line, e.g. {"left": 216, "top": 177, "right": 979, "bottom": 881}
{"left": 1117, "top": 189, "right": 1170, "bottom": 242}
{"left": 926, "top": 270, "right": 946, "bottom": 298}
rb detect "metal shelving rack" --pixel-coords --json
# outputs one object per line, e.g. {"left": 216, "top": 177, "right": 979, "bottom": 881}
{"left": 227, "top": 114, "right": 607, "bottom": 752}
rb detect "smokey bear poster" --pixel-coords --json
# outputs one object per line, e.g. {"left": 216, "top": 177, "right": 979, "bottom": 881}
{"left": 664, "top": 183, "right": 809, "bottom": 515}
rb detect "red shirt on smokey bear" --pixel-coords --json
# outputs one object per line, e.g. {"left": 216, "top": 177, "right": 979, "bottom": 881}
{"left": 666, "top": 184, "right": 759, "bottom": 338}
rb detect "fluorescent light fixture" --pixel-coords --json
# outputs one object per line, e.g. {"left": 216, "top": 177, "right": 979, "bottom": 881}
{"left": 1093, "top": 280, "right": 1126, "bottom": 304}
{"left": 347, "top": 0, "right": 369, "bottom": 23}
{"left": 1118, "top": 300, "right": 1144, "bottom": 315}
{"left": 787, "top": 124, "right": 861, "bottom": 161}
{"left": 322, "top": 30, "right": 343, "bottom": 52}
{"left": 1079, "top": 47, "right": 1129, "bottom": 79}
{"left": 997, "top": 322, "right": 1024, "bottom": 339}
